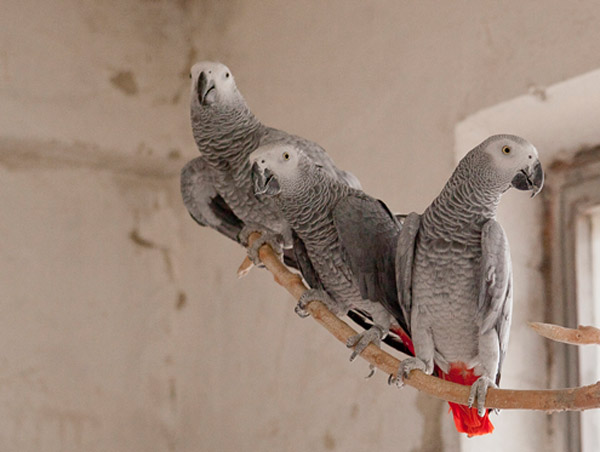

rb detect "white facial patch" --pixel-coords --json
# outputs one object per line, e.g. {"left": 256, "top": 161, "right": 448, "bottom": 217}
{"left": 251, "top": 145, "right": 301, "bottom": 179}
{"left": 190, "top": 61, "right": 238, "bottom": 104}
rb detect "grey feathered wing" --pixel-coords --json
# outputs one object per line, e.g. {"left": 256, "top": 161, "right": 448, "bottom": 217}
{"left": 478, "top": 219, "right": 513, "bottom": 385}
{"left": 180, "top": 156, "right": 244, "bottom": 242}
{"left": 331, "top": 192, "right": 407, "bottom": 332}
{"left": 291, "top": 224, "right": 413, "bottom": 355}
{"left": 290, "top": 230, "right": 324, "bottom": 291}
{"left": 394, "top": 212, "right": 421, "bottom": 332}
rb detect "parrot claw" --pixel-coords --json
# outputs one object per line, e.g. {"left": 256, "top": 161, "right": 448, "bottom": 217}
{"left": 294, "top": 304, "right": 310, "bottom": 318}
{"left": 237, "top": 226, "right": 255, "bottom": 247}
{"left": 468, "top": 376, "right": 497, "bottom": 417}
{"left": 346, "top": 325, "right": 385, "bottom": 362}
{"left": 390, "top": 357, "right": 431, "bottom": 388}
{"left": 365, "top": 364, "right": 376, "bottom": 379}
{"left": 244, "top": 231, "right": 284, "bottom": 266}
{"left": 295, "top": 289, "right": 341, "bottom": 318}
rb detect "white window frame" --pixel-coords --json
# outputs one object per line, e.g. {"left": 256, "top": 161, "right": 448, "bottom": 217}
{"left": 545, "top": 148, "right": 600, "bottom": 452}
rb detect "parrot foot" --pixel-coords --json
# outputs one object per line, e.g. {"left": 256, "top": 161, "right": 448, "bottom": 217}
{"left": 468, "top": 376, "right": 497, "bottom": 417}
{"left": 365, "top": 364, "right": 376, "bottom": 379}
{"left": 243, "top": 230, "right": 284, "bottom": 266}
{"left": 346, "top": 325, "right": 386, "bottom": 362}
{"left": 237, "top": 226, "right": 255, "bottom": 246}
{"left": 390, "top": 357, "right": 432, "bottom": 388}
{"left": 295, "top": 289, "right": 343, "bottom": 318}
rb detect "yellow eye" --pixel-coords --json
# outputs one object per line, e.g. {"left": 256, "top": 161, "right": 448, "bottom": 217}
{"left": 283, "top": 152, "right": 290, "bottom": 160}
{"left": 502, "top": 146, "right": 511, "bottom": 155}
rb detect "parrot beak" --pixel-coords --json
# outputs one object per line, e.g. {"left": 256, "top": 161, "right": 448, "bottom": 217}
{"left": 198, "top": 71, "right": 215, "bottom": 105}
{"left": 251, "top": 162, "right": 281, "bottom": 196}
{"left": 511, "top": 160, "right": 544, "bottom": 197}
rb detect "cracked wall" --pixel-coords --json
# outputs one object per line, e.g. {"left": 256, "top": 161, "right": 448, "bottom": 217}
{"left": 2, "top": 0, "right": 600, "bottom": 451}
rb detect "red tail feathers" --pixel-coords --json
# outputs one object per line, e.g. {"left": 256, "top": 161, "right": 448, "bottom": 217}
{"left": 388, "top": 329, "right": 493, "bottom": 436}
{"left": 390, "top": 326, "right": 415, "bottom": 355}
{"left": 439, "top": 362, "right": 494, "bottom": 436}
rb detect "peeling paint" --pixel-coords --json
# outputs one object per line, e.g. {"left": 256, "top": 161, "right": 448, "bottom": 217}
{"left": 110, "top": 71, "right": 138, "bottom": 96}
{"left": 0, "top": 137, "right": 181, "bottom": 179}
{"left": 129, "top": 229, "right": 156, "bottom": 249}
{"left": 349, "top": 403, "right": 359, "bottom": 419}
{"left": 323, "top": 429, "right": 336, "bottom": 450}
{"left": 176, "top": 291, "right": 187, "bottom": 310}
{"left": 128, "top": 228, "right": 176, "bottom": 281}
{"left": 168, "top": 149, "right": 182, "bottom": 160}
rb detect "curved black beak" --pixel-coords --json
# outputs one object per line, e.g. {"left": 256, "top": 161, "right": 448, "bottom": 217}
{"left": 251, "top": 162, "right": 280, "bottom": 196}
{"left": 198, "top": 71, "right": 215, "bottom": 105}
{"left": 511, "top": 160, "right": 544, "bottom": 197}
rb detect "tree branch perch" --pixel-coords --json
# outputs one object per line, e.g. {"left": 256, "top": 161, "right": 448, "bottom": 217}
{"left": 246, "top": 233, "right": 600, "bottom": 412}
{"left": 529, "top": 321, "right": 600, "bottom": 345}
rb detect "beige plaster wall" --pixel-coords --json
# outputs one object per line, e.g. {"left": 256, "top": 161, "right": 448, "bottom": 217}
{"left": 2, "top": 1, "right": 600, "bottom": 451}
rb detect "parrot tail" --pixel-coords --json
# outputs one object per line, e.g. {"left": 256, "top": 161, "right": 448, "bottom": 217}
{"left": 439, "top": 362, "right": 494, "bottom": 436}
{"left": 387, "top": 329, "right": 493, "bottom": 436}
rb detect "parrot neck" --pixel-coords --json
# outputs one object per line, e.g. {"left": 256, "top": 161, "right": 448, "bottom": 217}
{"left": 277, "top": 167, "right": 346, "bottom": 234}
{"left": 191, "top": 102, "right": 262, "bottom": 171}
{"left": 422, "top": 174, "right": 502, "bottom": 237}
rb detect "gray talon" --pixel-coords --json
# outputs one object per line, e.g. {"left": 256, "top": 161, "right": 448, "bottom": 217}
{"left": 294, "top": 302, "right": 310, "bottom": 318}
{"left": 296, "top": 289, "right": 333, "bottom": 318}
{"left": 365, "top": 364, "right": 376, "bottom": 379}
{"left": 467, "top": 395, "right": 474, "bottom": 408}
{"left": 346, "top": 325, "right": 385, "bottom": 362}
{"left": 468, "top": 376, "right": 496, "bottom": 417}
{"left": 237, "top": 226, "right": 255, "bottom": 247}
{"left": 392, "top": 357, "right": 431, "bottom": 388}
{"left": 246, "top": 232, "right": 283, "bottom": 266}
{"left": 390, "top": 374, "right": 403, "bottom": 388}
{"left": 295, "top": 289, "right": 347, "bottom": 319}
{"left": 295, "top": 292, "right": 313, "bottom": 318}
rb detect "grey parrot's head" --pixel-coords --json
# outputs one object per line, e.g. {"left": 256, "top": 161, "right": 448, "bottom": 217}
{"left": 190, "top": 61, "right": 242, "bottom": 108}
{"left": 250, "top": 144, "right": 310, "bottom": 197}
{"left": 474, "top": 134, "right": 544, "bottom": 197}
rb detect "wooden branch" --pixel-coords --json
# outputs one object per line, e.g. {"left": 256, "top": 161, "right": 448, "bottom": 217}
{"left": 529, "top": 321, "right": 600, "bottom": 345}
{"left": 247, "top": 233, "right": 600, "bottom": 412}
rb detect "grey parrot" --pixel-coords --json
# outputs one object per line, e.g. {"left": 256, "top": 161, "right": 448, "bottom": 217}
{"left": 180, "top": 61, "right": 416, "bottom": 355}
{"left": 180, "top": 61, "right": 360, "bottom": 265}
{"left": 391, "top": 134, "right": 544, "bottom": 436}
{"left": 181, "top": 61, "right": 414, "bottom": 356}
{"left": 249, "top": 143, "right": 411, "bottom": 362}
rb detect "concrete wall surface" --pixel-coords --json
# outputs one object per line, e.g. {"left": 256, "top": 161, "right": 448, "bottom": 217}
{"left": 2, "top": 1, "right": 600, "bottom": 451}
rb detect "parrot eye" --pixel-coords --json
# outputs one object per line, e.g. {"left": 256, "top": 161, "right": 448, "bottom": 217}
{"left": 189, "top": 73, "right": 192, "bottom": 79}
{"left": 225, "top": 72, "right": 230, "bottom": 78}
{"left": 282, "top": 152, "right": 290, "bottom": 161}
{"left": 502, "top": 146, "right": 511, "bottom": 155}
